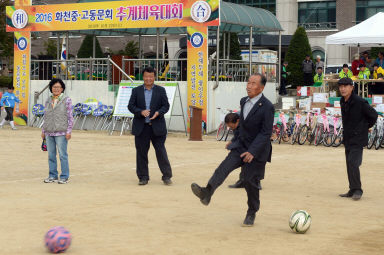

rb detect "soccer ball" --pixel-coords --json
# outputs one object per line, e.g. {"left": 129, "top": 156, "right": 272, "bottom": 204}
{"left": 45, "top": 226, "right": 72, "bottom": 253}
{"left": 289, "top": 210, "right": 311, "bottom": 234}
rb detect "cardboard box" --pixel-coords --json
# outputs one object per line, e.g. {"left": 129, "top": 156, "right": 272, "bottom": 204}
{"left": 372, "top": 95, "right": 384, "bottom": 105}
{"left": 298, "top": 98, "right": 312, "bottom": 111}
{"left": 297, "top": 86, "right": 321, "bottom": 96}
{"left": 282, "top": 101, "right": 295, "bottom": 110}
{"left": 313, "top": 93, "right": 329, "bottom": 103}
{"left": 311, "top": 102, "right": 327, "bottom": 110}
{"left": 375, "top": 104, "right": 384, "bottom": 112}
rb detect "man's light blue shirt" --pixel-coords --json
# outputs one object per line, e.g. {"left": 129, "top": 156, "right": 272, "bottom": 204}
{"left": 144, "top": 85, "right": 154, "bottom": 123}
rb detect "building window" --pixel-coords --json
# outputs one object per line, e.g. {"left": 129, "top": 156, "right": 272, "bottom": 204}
{"left": 224, "top": 0, "right": 276, "bottom": 14}
{"left": 356, "top": 0, "right": 384, "bottom": 23}
{"left": 298, "top": 1, "right": 336, "bottom": 30}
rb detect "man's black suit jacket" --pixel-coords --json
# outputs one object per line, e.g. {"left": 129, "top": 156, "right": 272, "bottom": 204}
{"left": 237, "top": 94, "right": 274, "bottom": 163}
{"left": 128, "top": 84, "right": 170, "bottom": 137}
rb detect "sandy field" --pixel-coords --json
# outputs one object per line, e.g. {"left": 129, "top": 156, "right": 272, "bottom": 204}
{"left": 0, "top": 126, "right": 383, "bottom": 255}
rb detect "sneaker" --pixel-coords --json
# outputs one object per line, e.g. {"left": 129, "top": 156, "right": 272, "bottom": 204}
{"left": 58, "top": 178, "right": 69, "bottom": 184}
{"left": 11, "top": 127, "right": 17, "bottom": 130}
{"left": 44, "top": 177, "right": 58, "bottom": 183}
{"left": 242, "top": 214, "right": 256, "bottom": 227}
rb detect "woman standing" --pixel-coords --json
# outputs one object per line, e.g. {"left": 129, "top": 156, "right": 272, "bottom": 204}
{"left": 42, "top": 78, "right": 73, "bottom": 184}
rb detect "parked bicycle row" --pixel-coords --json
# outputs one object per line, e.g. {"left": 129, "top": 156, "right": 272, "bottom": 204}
{"left": 272, "top": 110, "right": 384, "bottom": 150}
{"left": 30, "top": 103, "right": 130, "bottom": 135}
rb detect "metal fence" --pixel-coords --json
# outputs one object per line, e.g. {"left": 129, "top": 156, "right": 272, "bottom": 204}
{"left": 31, "top": 57, "right": 278, "bottom": 83}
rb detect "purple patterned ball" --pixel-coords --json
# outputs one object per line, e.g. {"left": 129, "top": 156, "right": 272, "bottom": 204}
{"left": 45, "top": 226, "right": 72, "bottom": 253}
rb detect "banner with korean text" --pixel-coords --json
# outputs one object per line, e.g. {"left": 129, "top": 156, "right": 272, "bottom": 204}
{"left": 6, "top": 0, "right": 219, "bottom": 32}
{"left": 187, "top": 26, "right": 208, "bottom": 130}
{"left": 12, "top": 0, "right": 31, "bottom": 126}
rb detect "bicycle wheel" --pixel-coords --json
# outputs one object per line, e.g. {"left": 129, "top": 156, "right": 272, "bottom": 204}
{"left": 367, "top": 127, "right": 377, "bottom": 149}
{"left": 271, "top": 123, "right": 282, "bottom": 142}
{"left": 298, "top": 125, "right": 309, "bottom": 145}
{"left": 313, "top": 124, "right": 324, "bottom": 146}
{"left": 332, "top": 127, "right": 343, "bottom": 147}
{"left": 375, "top": 135, "right": 383, "bottom": 150}
{"left": 323, "top": 125, "right": 335, "bottom": 147}
{"left": 216, "top": 122, "right": 226, "bottom": 141}
{"left": 290, "top": 125, "right": 299, "bottom": 145}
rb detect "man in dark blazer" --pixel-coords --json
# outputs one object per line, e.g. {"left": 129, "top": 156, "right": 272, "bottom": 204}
{"left": 338, "top": 78, "right": 377, "bottom": 200}
{"left": 128, "top": 66, "right": 172, "bottom": 186}
{"left": 191, "top": 73, "right": 274, "bottom": 226}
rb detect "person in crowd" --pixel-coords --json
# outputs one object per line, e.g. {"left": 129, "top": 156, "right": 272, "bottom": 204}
{"left": 338, "top": 78, "right": 377, "bottom": 200}
{"left": 360, "top": 51, "right": 372, "bottom": 70}
{"left": 339, "top": 64, "right": 353, "bottom": 78}
{"left": 191, "top": 74, "right": 274, "bottom": 227}
{"left": 358, "top": 63, "right": 370, "bottom": 79}
{"left": 42, "top": 78, "right": 73, "bottom": 184}
{"left": 313, "top": 66, "right": 324, "bottom": 84}
{"left": 128, "top": 66, "right": 173, "bottom": 186}
{"left": 279, "top": 61, "right": 288, "bottom": 96}
{"left": 370, "top": 63, "right": 384, "bottom": 94}
{"left": 315, "top": 55, "right": 324, "bottom": 70}
{"left": 352, "top": 54, "right": 364, "bottom": 76}
{"left": 0, "top": 85, "right": 21, "bottom": 130}
{"left": 302, "top": 55, "right": 314, "bottom": 86}
{"left": 375, "top": 51, "right": 384, "bottom": 69}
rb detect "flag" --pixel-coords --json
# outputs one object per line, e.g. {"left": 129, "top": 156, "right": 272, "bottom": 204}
{"left": 161, "top": 37, "right": 170, "bottom": 78}
{"left": 60, "top": 37, "right": 67, "bottom": 71}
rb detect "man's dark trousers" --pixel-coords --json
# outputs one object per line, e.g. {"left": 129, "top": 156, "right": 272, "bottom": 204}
{"left": 303, "top": 73, "right": 313, "bottom": 86}
{"left": 207, "top": 149, "right": 265, "bottom": 216}
{"left": 345, "top": 146, "right": 363, "bottom": 192}
{"left": 135, "top": 123, "right": 172, "bottom": 181}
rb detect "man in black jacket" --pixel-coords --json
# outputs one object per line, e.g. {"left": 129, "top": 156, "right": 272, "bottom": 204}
{"left": 191, "top": 74, "right": 274, "bottom": 226}
{"left": 128, "top": 66, "right": 172, "bottom": 186}
{"left": 338, "top": 78, "right": 378, "bottom": 200}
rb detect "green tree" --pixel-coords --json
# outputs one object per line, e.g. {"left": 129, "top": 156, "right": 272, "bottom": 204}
{"left": 228, "top": 33, "right": 241, "bottom": 60}
{"left": 44, "top": 39, "right": 58, "bottom": 58}
{"left": 77, "top": 35, "right": 104, "bottom": 58}
{"left": 124, "top": 40, "right": 139, "bottom": 58}
{"left": 285, "top": 27, "right": 313, "bottom": 88}
{"left": 370, "top": 47, "right": 384, "bottom": 60}
{"left": 0, "top": 0, "right": 14, "bottom": 62}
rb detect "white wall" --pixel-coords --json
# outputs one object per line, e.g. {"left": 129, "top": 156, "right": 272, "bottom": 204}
{"left": 29, "top": 80, "right": 277, "bottom": 133}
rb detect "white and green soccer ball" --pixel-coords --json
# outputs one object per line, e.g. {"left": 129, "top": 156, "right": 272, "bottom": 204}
{"left": 289, "top": 210, "right": 311, "bottom": 234}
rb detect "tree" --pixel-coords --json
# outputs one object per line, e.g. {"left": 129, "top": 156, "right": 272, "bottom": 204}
{"left": 77, "top": 35, "right": 104, "bottom": 58}
{"left": 228, "top": 33, "right": 242, "bottom": 60}
{"left": 44, "top": 39, "right": 58, "bottom": 58}
{"left": 0, "top": 0, "right": 14, "bottom": 63}
{"left": 123, "top": 40, "right": 139, "bottom": 58}
{"left": 370, "top": 47, "right": 384, "bottom": 60}
{"left": 285, "top": 27, "right": 313, "bottom": 88}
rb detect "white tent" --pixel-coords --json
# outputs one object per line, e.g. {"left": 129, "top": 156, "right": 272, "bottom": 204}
{"left": 325, "top": 12, "right": 384, "bottom": 46}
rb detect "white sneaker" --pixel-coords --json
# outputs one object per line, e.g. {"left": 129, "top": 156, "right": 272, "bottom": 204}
{"left": 11, "top": 127, "right": 17, "bottom": 130}
{"left": 58, "top": 178, "right": 69, "bottom": 184}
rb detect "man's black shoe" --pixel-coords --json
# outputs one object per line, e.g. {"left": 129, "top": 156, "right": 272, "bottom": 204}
{"left": 352, "top": 190, "right": 363, "bottom": 200}
{"left": 138, "top": 179, "right": 148, "bottom": 185}
{"left": 242, "top": 214, "right": 255, "bottom": 227}
{"left": 191, "top": 183, "right": 211, "bottom": 205}
{"left": 163, "top": 178, "right": 173, "bottom": 186}
{"left": 228, "top": 180, "right": 244, "bottom": 188}
{"left": 339, "top": 190, "right": 353, "bottom": 197}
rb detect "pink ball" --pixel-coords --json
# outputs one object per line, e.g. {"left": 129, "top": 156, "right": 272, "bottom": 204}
{"left": 45, "top": 226, "right": 72, "bottom": 253}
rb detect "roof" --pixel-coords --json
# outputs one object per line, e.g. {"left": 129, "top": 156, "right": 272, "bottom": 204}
{"left": 74, "top": 0, "right": 282, "bottom": 35}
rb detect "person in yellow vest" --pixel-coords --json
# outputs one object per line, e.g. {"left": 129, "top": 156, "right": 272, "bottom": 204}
{"left": 358, "top": 63, "right": 370, "bottom": 79}
{"left": 371, "top": 63, "right": 384, "bottom": 79}
{"left": 371, "top": 63, "right": 384, "bottom": 94}
{"left": 339, "top": 64, "right": 353, "bottom": 78}
{"left": 313, "top": 67, "right": 324, "bottom": 83}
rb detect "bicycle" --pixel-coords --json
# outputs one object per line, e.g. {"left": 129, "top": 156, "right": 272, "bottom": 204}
{"left": 290, "top": 112, "right": 303, "bottom": 145}
{"left": 331, "top": 115, "right": 343, "bottom": 147}
{"left": 374, "top": 115, "right": 384, "bottom": 150}
{"left": 216, "top": 107, "right": 237, "bottom": 141}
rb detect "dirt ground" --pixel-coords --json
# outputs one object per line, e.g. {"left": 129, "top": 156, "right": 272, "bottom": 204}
{"left": 0, "top": 126, "right": 383, "bottom": 255}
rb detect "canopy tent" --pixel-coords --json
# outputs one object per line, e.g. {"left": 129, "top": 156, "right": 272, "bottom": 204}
{"left": 325, "top": 12, "right": 384, "bottom": 46}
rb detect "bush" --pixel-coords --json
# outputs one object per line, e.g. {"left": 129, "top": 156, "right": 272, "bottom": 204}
{"left": 77, "top": 35, "right": 104, "bottom": 58}
{"left": 285, "top": 27, "right": 313, "bottom": 88}
{"left": 370, "top": 47, "right": 384, "bottom": 60}
{"left": 0, "top": 76, "right": 12, "bottom": 88}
